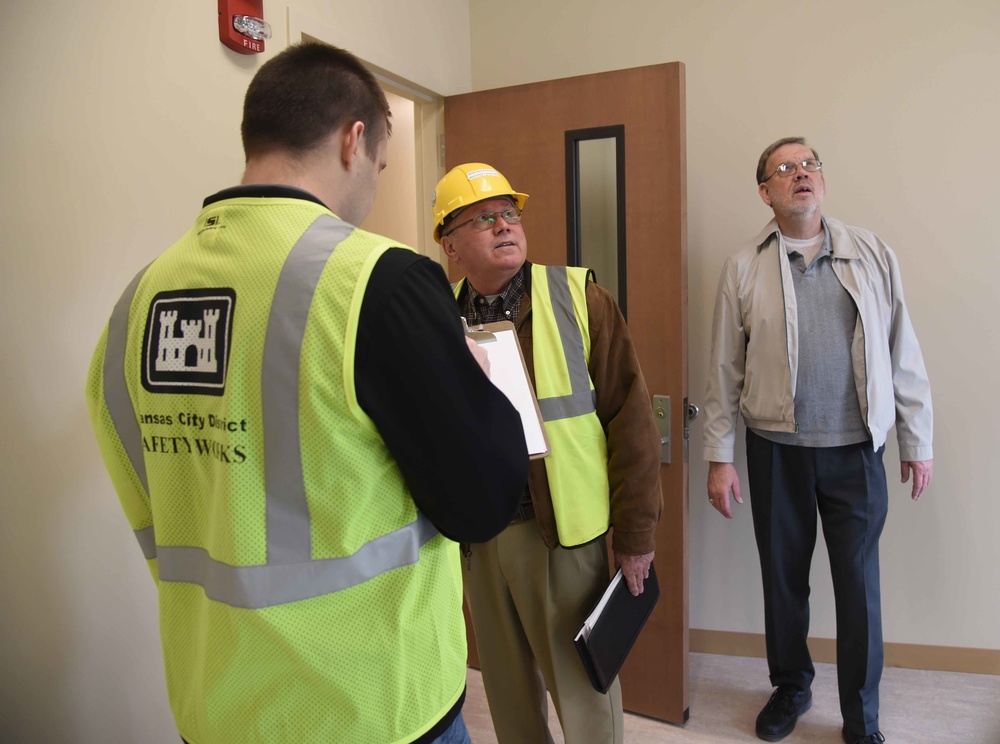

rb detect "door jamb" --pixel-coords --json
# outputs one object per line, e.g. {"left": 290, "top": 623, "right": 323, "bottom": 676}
{"left": 288, "top": 10, "right": 446, "bottom": 263}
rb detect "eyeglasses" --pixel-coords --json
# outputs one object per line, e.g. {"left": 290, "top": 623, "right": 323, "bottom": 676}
{"left": 762, "top": 159, "right": 823, "bottom": 182}
{"left": 442, "top": 207, "right": 522, "bottom": 237}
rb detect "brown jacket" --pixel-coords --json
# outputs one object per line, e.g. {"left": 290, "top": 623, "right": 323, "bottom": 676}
{"left": 511, "top": 272, "right": 662, "bottom": 555}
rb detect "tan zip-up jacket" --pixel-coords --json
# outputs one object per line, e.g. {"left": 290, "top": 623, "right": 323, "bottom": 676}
{"left": 703, "top": 216, "right": 933, "bottom": 463}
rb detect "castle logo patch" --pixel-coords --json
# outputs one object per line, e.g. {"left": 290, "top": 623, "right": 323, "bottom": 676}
{"left": 141, "top": 288, "right": 236, "bottom": 395}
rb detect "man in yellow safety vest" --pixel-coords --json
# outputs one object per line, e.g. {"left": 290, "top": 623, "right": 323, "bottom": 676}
{"left": 86, "top": 44, "right": 529, "bottom": 744}
{"left": 431, "top": 162, "right": 663, "bottom": 744}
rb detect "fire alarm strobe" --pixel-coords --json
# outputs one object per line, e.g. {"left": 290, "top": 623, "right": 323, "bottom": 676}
{"left": 219, "top": 0, "right": 271, "bottom": 55}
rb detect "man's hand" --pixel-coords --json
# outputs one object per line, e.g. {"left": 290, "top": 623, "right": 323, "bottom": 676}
{"left": 617, "top": 551, "right": 654, "bottom": 596}
{"left": 465, "top": 336, "right": 491, "bottom": 377}
{"left": 901, "top": 459, "right": 934, "bottom": 501}
{"left": 707, "top": 461, "right": 743, "bottom": 519}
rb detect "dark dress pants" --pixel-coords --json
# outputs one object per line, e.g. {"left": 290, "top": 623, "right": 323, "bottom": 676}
{"left": 746, "top": 429, "right": 888, "bottom": 736}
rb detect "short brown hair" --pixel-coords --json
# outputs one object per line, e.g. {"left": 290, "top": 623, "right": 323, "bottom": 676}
{"left": 756, "top": 137, "right": 820, "bottom": 184}
{"left": 241, "top": 42, "right": 391, "bottom": 162}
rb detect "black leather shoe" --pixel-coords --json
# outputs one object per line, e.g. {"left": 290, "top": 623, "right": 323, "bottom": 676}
{"left": 842, "top": 726, "right": 885, "bottom": 743}
{"left": 755, "top": 685, "right": 812, "bottom": 741}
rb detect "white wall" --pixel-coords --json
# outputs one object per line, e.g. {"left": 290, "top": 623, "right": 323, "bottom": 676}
{"left": 0, "top": 2, "right": 469, "bottom": 741}
{"left": 468, "top": 0, "right": 1000, "bottom": 651}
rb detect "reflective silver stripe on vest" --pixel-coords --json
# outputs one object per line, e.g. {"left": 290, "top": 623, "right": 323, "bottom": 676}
{"left": 105, "top": 264, "right": 159, "bottom": 559}
{"left": 261, "top": 215, "right": 354, "bottom": 564}
{"left": 537, "top": 265, "right": 598, "bottom": 422}
{"left": 104, "top": 263, "right": 154, "bottom": 498}
{"left": 135, "top": 526, "right": 157, "bottom": 560}
{"left": 102, "top": 213, "right": 442, "bottom": 607}
{"left": 157, "top": 512, "right": 439, "bottom": 609}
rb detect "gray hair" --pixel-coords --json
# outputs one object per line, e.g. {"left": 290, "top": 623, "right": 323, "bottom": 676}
{"left": 756, "top": 137, "right": 820, "bottom": 184}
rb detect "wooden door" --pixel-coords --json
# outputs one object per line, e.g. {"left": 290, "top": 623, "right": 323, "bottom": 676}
{"left": 445, "top": 64, "right": 689, "bottom": 724}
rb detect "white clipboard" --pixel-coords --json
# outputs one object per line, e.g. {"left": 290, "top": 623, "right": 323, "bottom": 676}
{"left": 463, "top": 318, "right": 551, "bottom": 459}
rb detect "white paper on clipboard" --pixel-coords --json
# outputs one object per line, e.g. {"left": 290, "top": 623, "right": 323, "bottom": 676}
{"left": 463, "top": 319, "right": 550, "bottom": 459}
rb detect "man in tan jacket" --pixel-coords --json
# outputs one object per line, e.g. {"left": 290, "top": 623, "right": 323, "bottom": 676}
{"left": 703, "top": 137, "right": 933, "bottom": 744}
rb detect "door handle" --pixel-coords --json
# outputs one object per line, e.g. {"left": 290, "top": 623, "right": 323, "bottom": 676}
{"left": 683, "top": 399, "right": 699, "bottom": 463}
{"left": 653, "top": 397, "right": 699, "bottom": 464}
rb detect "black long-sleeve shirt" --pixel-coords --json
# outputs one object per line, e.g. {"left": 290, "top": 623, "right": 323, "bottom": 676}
{"left": 356, "top": 246, "right": 528, "bottom": 542}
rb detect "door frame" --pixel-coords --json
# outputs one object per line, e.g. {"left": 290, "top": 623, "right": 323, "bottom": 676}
{"left": 289, "top": 10, "right": 446, "bottom": 263}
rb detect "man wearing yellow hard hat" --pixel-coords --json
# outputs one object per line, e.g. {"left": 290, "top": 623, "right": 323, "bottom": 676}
{"left": 432, "top": 163, "right": 663, "bottom": 743}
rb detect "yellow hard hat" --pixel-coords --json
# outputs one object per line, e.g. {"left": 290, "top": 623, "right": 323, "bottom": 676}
{"left": 431, "top": 163, "right": 529, "bottom": 243}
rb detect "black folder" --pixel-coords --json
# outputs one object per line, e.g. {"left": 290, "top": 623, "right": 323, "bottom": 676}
{"left": 573, "top": 563, "right": 660, "bottom": 694}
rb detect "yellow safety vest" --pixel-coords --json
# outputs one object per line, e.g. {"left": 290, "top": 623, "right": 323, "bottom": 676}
{"left": 455, "top": 264, "right": 611, "bottom": 546}
{"left": 86, "top": 196, "right": 465, "bottom": 744}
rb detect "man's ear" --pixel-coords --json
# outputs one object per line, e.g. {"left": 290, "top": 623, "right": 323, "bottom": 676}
{"left": 341, "top": 121, "right": 365, "bottom": 170}
{"left": 440, "top": 234, "right": 459, "bottom": 262}
{"left": 758, "top": 181, "right": 773, "bottom": 207}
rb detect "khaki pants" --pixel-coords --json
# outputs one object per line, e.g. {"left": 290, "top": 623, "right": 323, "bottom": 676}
{"left": 464, "top": 520, "right": 624, "bottom": 744}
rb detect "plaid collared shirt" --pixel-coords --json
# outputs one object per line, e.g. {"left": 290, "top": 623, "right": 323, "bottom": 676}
{"left": 460, "top": 265, "right": 527, "bottom": 326}
{"left": 460, "top": 264, "right": 533, "bottom": 514}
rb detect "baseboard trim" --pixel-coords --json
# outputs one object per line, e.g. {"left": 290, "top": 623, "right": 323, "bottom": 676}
{"left": 690, "top": 630, "right": 1000, "bottom": 676}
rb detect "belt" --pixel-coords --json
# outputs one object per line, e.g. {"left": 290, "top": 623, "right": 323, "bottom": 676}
{"left": 510, "top": 500, "right": 535, "bottom": 524}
